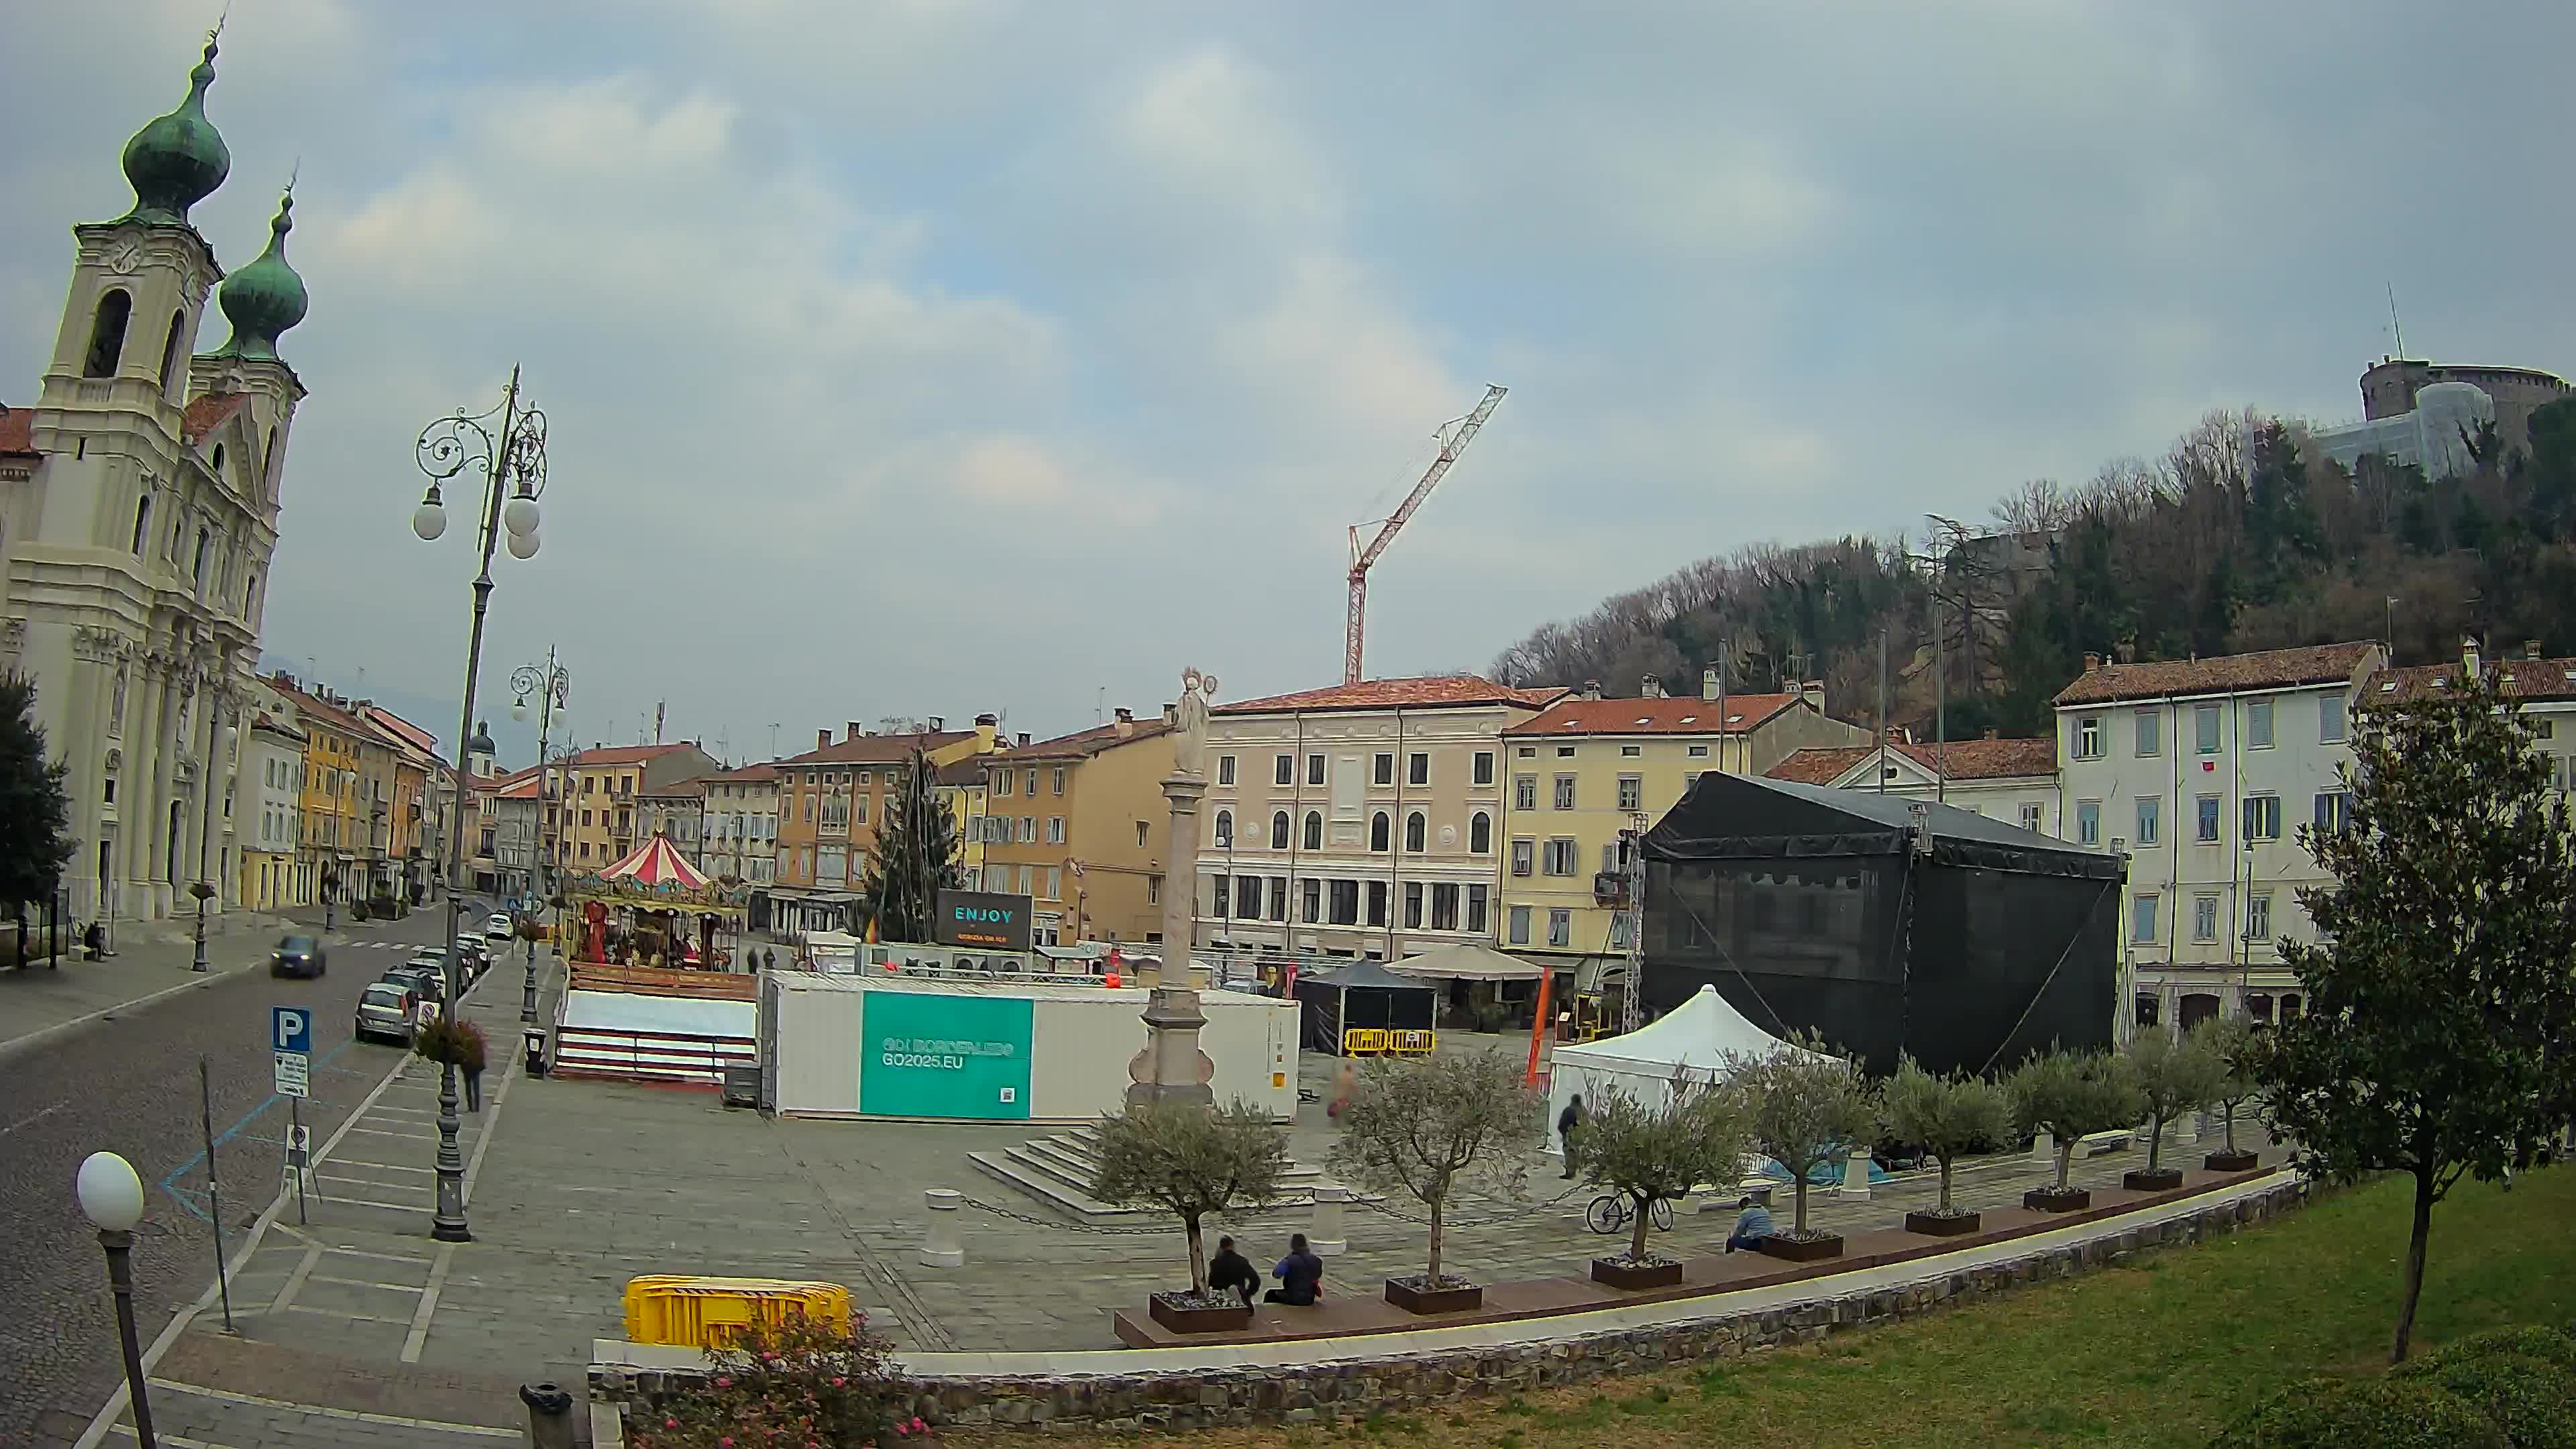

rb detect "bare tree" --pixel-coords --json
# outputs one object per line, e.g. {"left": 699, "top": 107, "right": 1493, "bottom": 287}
{"left": 1329, "top": 1051, "right": 1542, "bottom": 1288}
{"left": 1568, "top": 1071, "right": 1758, "bottom": 1264}
{"left": 1725, "top": 1033, "right": 1878, "bottom": 1237}
{"left": 1091, "top": 1101, "right": 1291, "bottom": 1297}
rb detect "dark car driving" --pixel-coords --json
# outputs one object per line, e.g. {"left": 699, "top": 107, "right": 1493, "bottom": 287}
{"left": 270, "top": 934, "right": 327, "bottom": 979}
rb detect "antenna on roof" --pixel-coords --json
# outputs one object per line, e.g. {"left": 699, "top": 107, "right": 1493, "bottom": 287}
{"left": 2387, "top": 282, "right": 2406, "bottom": 360}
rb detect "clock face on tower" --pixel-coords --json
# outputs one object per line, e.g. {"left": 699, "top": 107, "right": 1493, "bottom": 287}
{"left": 107, "top": 238, "right": 144, "bottom": 276}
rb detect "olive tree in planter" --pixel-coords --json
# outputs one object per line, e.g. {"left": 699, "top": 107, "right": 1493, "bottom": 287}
{"left": 1569, "top": 1069, "right": 1756, "bottom": 1288}
{"left": 2194, "top": 1016, "right": 2265, "bottom": 1171}
{"left": 1091, "top": 1099, "right": 1290, "bottom": 1334}
{"left": 1880, "top": 1056, "right": 2012, "bottom": 1236}
{"left": 2008, "top": 1046, "right": 2142, "bottom": 1212}
{"left": 1330, "top": 1049, "right": 1541, "bottom": 1313}
{"left": 1725, "top": 1032, "right": 1878, "bottom": 1262}
{"left": 2121, "top": 1024, "right": 2226, "bottom": 1190}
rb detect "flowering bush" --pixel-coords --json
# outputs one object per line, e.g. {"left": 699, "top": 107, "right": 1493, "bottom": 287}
{"left": 627, "top": 1310, "right": 914, "bottom": 1449}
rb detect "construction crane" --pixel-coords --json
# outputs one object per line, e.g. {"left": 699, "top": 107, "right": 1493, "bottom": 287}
{"left": 1344, "top": 384, "right": 1508, "bottom": 685}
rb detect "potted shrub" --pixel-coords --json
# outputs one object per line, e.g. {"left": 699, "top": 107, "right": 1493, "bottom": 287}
{"left": 2008, "top": 1046, "right": 2142, "bottom": 1212}
{"left": 1330, "top": 1049, "right": 1538, "bottom": 1314}
{"left": 2194, "top": 1017, "right": 2265, "bottom": 1172}
{"left": 1090, "top": 1099, "right": 1290, "bottom": 1334}
{"left": 1881, "top": 1055, "right": 2012, "bottom": 1236}
{"left": 2122, "top": 1025, "right": 2225, "bottom": 1191}
{"left": 1726, "top": 1032, "right": 1878, "bottom": 1262}
{"left": 416, "top": 1018, "right": 490, "bottom": 1110}
{"left": 625, "top": 1307, "right": 909, "bottom": 1449}
{"left": 1570, "top": 1068, "right": 1755, "bottom": 1289}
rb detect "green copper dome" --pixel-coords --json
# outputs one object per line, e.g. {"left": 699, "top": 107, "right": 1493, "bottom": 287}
{"left": 205, "top": 190, "right": 307, "bottom": 362}
{"left": 119, "top": 36, "right": 230, "bottom": 226}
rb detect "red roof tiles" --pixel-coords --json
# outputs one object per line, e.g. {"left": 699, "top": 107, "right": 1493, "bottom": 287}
{"left": 181, "top": 392, "right": 249, "bottom": 445}
{"left": 0, "top": 405, "right": 34, "bottom": 458}
{"left": 1004, "top": 718, "right": 1173, "bottom": 761}
{"left": 1767, "top": 737, "right": 2057, "bottom": 786}
{"left": 1216, "top": 676, "right": 1566, "bottom": 716}
{"left": 2051, "top": 643, "right": 2380, "bottom": 706}
{"left": 773, "top": 731, "right": 973, "bottom": 767}
{"left": 2371, "top": 654, "right": 2576, "bottom": 704}
{"left": 1505, "top": 693, "right": 1801, "bottom": 737}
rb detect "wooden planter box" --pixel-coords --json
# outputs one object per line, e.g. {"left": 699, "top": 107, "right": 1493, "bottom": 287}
{"left": 2123, "top": 1167, "right": 2186, "bottom": 1192}
{"left": 1147, "top": 1293, "right": 1253, "bottom": 1335}
{"left": 2025, "top": 1186, "right": 2091, "bottom": 1213}
{"left": 1904, "top": 1210, "right": 1981, "bottom": 1236}
{"left": 2204, "top": 1149, "right": 2261, "bottom": 1173}
{"left": 1590, "top": 1257, "right": 1684, "bottom": 1290}
{"left": 1756, "top": 1233, "right": 1844, "bottom": 1263}
{"left": 1384, "top": 1277, "right": 1484, "bottom": 1314}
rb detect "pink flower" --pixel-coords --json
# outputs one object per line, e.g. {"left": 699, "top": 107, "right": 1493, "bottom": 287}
{"left": 716, "top": 1376, "right": 733, "bottom": 1388}
{"left": 910, "top": 1418, "right": 926, "bottom": 1432}
{"left": 719, "top": 1439, "right": 733, "bottom": 1448}
{"left": 665, "top": 1419, "right": 678, "bottom": 1430}
{"left": 831, "top": 1377, "right": 847, "bottom": 1387}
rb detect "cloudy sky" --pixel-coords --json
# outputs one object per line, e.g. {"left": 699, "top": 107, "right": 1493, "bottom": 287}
{"left": 5, "top": 1, "right": 2569, "bottom": 764}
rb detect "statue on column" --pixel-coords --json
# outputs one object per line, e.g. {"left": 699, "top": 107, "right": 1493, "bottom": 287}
{"left": 1171, "top": 667, "right": 1218, "bottom": 779}
{"left": 1131, "top": 665, "right": 1220, "bottom": 1110}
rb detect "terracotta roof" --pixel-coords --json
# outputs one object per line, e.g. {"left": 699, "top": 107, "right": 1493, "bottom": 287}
{"left": 639, "top": 777, "right": 709, "bottom": 798}
{"left": 700, "top": 763, "right": 778, "bottom": 784}
{"left": 1768, "top": 737, "right": 2057, "bottom": 786}
{"left": 2052, "top": 643, "right": 2380, "bottom": 707}
{"left": 570, "top": 743, "right": 696, "bottom": 767}
{"left": 775, "top": 730, "right": 973, "bottom": 767}
{"left": 496, "top": 773, "right": 543, "bottom": 800}
{"left": 1004, "top": 717, "right": 1174, "bottom": 761}
{"left": 1505, "top": 694, "right": 1800, "bottom": 737}
{"left": 2371, "top": 653, "right": 2576, "bottom": 704}
{"left": 181, "top": 392, "right": 249, "bottom": 445}
{"left": 248, "top": 710, "right": 305, "bottom": 743}
{"left": 1216, "top": 676, "right": 1566, "bottom": 716}
{"left": 0, "top": 405, "right": 34, "bottom": 458}
{"left": 934, "top": 759, "right": 989, "bottom": 786}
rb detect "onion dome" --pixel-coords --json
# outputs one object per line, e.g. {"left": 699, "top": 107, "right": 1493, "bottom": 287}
{"left": 205, "top": 189, "right": 307, "bottom": 362}
{"left": 468, "top": 720, "right": 497, "bottom": 758}
{"left": 119, "top": 36, "right": 230, "bottom": 226}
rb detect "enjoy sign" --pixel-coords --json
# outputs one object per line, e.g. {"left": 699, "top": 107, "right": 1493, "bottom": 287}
{"left": 932, "top": 889, "right": 1034, "bottom": 951}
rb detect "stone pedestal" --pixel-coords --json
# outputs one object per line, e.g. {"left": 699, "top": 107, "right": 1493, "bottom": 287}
{"left": 2031, "top": 1130, "right": 2055, "bottom": 1166}
{"left": 1128, "top": 771, "right": 1217, "bottom": 1110}
{"left": 2175, "top": 1110, "right": 2200, "bottom": 1144}
{"left": 1309, "top": 1184, "right": 1350, "bottom": 1256}
{"left": 918, "top": 1187, "right": 965, "bottom": 1268}
{"left": 1837, "top": 1146, "right": 1872, "bottom": 1199}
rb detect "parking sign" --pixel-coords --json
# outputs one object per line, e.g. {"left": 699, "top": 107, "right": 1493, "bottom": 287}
{"left": 272, "top": 1006, "right": 311, "bottom": 1055}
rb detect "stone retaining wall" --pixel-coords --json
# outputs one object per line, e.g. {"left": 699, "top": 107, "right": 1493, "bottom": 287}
{"left": 591, "top": 1178, "right": 2310, "bottom": 1435}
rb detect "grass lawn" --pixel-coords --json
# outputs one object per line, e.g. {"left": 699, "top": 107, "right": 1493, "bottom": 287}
{"left": 973, "top": 1166, "right": 2576, "bottom": 1449}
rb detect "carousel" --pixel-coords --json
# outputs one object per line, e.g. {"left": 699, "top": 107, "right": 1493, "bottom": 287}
{"left": 562, "top": 831, "right": 754, "bottom": 971}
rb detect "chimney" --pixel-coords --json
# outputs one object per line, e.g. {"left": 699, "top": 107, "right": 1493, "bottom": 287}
{"left": 1984, "top": 728, "right": 1999, "bottom": 740}
{"left": 817, "top": 729, "right": 831, "bottom": 751}
{"left": 2463, "top": 635, "right": 2481, "bottom": 679}
{"left": 1801, "top": 680, "right": 1825, "bottom": 712}
{"left": 2526, "top": 639, "right": 2544, "bottom": 661}
{"left": 1640, "top": 674, "right": 1665, "bottom": 698}
{"left": 1701, "top": 667, "right": 1720, "bottom": 702}
{"left": 927, "top": 715, "right": 945, "bottom": 732}
{"left": 847, "top": 720, "right": 864, "bottom": 742}
{"left": 2082, "top": 651, "right": 2101, "bottom": 673}
{"left": 1016, "top": 732, "right": 1031, "bottom": 747}
{"left": 1581, "top": 679, "right": 1603, "bottom": 701}
{"left": 1163, "top": 702, "right": 1178, "bottom": 727}
{"left": 1113, "top": 707, "right": 1134, "bottom": 738}
{"left": 975, "top": 712, "right": 998, "bottom": 751}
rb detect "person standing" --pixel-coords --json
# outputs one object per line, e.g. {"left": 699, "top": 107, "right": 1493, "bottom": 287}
{"left": 1558, "top": 1093, "right": 1585, "bottom": 1178}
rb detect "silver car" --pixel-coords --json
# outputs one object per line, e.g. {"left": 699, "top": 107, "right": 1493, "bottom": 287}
{"left": 354, "top": 982, "right": 417, "bottom": 1045}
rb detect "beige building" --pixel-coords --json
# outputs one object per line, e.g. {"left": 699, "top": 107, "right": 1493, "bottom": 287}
{"left": 696, "top": 763, "right": 780, "bottom": 886}
{"left": 1766, "top": 735, "right": 2060, "bottom": 835}
{"left": 980, "top": 710, "right": 1175, "bottom": 947}
{"left": 555, "top": 743, "right": 720, "bottom": 875}
{"left": 1497, "top": 673, "right": 1866, "bottom": 973}
{"left": 1196, "top": 676, "right": 1565, "bottom": 961}
{"left": 769, "top": 717, "right": 1001, "bottom": 936}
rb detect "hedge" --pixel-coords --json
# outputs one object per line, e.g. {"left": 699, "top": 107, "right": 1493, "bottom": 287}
{"left": 2224, "top": 1325, "right": 2576, "bottom": 1448}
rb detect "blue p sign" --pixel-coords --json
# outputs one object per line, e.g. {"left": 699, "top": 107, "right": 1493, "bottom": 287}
{"left": 272, "top": 1006, "right": 311, "bottom": 1055}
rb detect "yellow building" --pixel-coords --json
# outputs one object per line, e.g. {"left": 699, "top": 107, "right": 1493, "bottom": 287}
{"left": 770, "top": 716, "right": 1002, "bottom": 936}
{"left": 277, "top": 682, "right": 367, "bottom": 906}
{"left": 1497, "top": 676, "right": 1867, "bottom": 980}
{"left": 979, "top": 709, "right": 1175, "bottom": 947}
{"left": 934, "top": 758, "right": 990, "bottom": 892}
{"left": 557, "top": 742, "right": 722, "bottom": 874}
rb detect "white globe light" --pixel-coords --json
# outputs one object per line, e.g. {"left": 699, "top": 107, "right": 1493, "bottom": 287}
{"left": 512, "top": 697, "right": 529, "bottom": 723}
{"left": 412, "top": 499, "right": 448, "bottom": 541}
{"left": 502, "top": 494, "right": 541, "bottom": 537}
{"left": 76, "top": 1150, "right": 145, "bottom": 1232}
{"left": 506, "top": 527, "right": 540, "bottom": 561}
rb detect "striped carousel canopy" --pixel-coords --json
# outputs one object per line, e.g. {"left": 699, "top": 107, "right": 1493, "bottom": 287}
{"left": 597, "top": 832, "right": 710, "bottom": 890}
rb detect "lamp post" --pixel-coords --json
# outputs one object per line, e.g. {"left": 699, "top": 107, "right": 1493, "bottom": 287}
{"left": 512, "top": 651, "right": 570, "bottom": 1026}
{"left": 412, "top": 366, "right": 550, "bottom": 1244}
{"left": 77, "top": 1150, "right": 157, "bottom": 1449}
{"left": 190, "top": 716, "right": 238, "bottom": 973}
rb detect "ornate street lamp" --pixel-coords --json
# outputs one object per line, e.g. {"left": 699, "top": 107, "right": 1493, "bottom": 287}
{"left": 510, "top": 649, "right": 570, "bottom": 1024}
{"left": 411, "top": 367, "right": 549, "bottom": 1244}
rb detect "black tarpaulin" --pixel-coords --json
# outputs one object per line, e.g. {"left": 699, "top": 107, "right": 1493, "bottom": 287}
{"left": 1640, "top": 772, "right": 2121, "bottom": 1076}
{"left": 1293, "top": 959, "right": 1438, "bottom": 1055}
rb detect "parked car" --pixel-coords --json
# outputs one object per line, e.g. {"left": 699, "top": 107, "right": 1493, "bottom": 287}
{"left": 269, "top": 934, "right": 326, "bottom": 979}
{"left": 485, "top": 912, "right": 515, "bottom": 942}
{"left": 453, "top": 934, "right": 492, "bottom": 977}
{"left": 354, "top": 982, "right": 417, "bottom": 1044}
{"left": 383, "top": 961, "right": 444, "bottom": 1004}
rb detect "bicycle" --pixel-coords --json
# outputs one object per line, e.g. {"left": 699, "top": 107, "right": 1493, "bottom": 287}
{"left": 1585, "top": 1193, "right": 1675, "bottom": 1236}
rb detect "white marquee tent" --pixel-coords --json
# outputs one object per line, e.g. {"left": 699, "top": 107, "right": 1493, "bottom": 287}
{"left": 1544, "top": 985, "right": 1831, "bottom": 1161}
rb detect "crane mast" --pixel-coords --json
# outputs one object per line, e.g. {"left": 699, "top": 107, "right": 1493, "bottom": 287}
{"left": 1344, "top": 383, "right": 1508, "bottom": 686}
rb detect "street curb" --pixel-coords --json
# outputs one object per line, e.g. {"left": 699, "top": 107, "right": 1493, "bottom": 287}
{"left": 0, "top": 954, "right": 269, "bottom": 1068}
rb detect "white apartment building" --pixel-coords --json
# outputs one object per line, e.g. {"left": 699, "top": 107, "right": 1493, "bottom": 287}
{"left": 2053, "top": 642, "right": 2384, "bottom": 1036}
{"left": 1768, "top": 735, "right": 2061, "bottom": 835}
{"left": 2375, "top": 639, "right": 2576, "bottom": 791}
{"left": 697, "top": 763, "right": 780, "bottom": 885}
{"left": 1195, "top": 676, "right": 1564, "bottom": 961}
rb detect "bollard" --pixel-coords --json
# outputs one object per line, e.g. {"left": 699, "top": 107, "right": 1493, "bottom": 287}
{"left": 1308, "top": 1184, "right": 1349, "bottom": 1256}
{"left": 2175, "top": 1108, "right": 2200, "bottom": 1144}
{"left": 1837, "top": 1146, "right": 1872, "bottom": 1199}
{"left": 919, "top": 1188, "right": 965, "bottom": 1268}
{"left": 2031, "top": 1130, "right": 2055, "bottom": 1166}
{"left": 519, "top": 1382, "right": 574, "bottom": 1449}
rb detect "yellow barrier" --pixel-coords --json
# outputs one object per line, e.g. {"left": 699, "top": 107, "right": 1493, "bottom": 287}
{"left": 1341, "top": 1028, "right": 1437, "bottom": 1056}
{"left": 621, "top": 1276, "right": 852, "bottom": 1349}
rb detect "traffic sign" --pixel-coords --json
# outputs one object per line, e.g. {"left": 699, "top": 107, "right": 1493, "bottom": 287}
{"left": 272, "top": 1050, "right": 311, "bottom": 1098}
{"left": 271, "top": 1006, "right": 311, "bottom": 1055}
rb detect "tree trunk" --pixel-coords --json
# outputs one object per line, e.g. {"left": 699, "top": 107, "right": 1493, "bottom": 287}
{"left": 1937, "top": 1155, "right": 1955, "bottom": 1214}
{"left": 1793, "top": 1171, "right": 1811, "bottom": 1234}
{"left": 1428, "top": 1199, "right": 1446, "bottom": 1285}
{"left": 1184, "top": 1214, "right": 1209, "bottom": 1295}
{"left": 1629, "top": 1193, "right": 1651, "bottom": 1262}
{"left": 2055, "top": 1140, "right": 2074, "bottom": 1192}
{"left": 2392, "top": 1169, "right": 2435, "bottom": 1364}
{"left": 2220, "top": 1101, "right": 2238, "bottom": 1154}
{"left": 2147, "top": 1115, "right": 2165, "bottom": 1172}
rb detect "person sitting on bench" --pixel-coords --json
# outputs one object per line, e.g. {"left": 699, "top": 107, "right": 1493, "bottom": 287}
{"left": 1723, "top": 1195, "right": 1774, "bottom": 1253}
{"left": 1208, "top": 1235, "right": 1260, "bottom": 1306}
{"left": 1265, "top": 1232, "right": 1325, "bottom": 1304}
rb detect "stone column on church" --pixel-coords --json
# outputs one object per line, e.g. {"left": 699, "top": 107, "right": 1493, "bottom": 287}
{"left": 142, "top": 655, "right": 182, "bottom": 919}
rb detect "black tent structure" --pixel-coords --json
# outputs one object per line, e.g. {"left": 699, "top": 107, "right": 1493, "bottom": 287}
{"left": 1640, "top": 772, "right": 2123, "bottom": 1077}
{"left": 1293, "top": 959, "right": 1439, "bottom": 1055}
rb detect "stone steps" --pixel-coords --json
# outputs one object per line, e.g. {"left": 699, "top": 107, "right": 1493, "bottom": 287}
{"left": 969, "top": 1127, "right": 1336, "bottom": 1226}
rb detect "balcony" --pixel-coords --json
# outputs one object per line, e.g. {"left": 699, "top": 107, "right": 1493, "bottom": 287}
{"left": 1593, "top": 872, "right": 1631, "bottom": 908}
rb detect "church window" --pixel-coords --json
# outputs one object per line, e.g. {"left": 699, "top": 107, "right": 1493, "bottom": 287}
{"left": 129, "top": 496, "right": 152, "bottom": 554}
{"left": 193, "top": 527, "right": 211, "bottom": 581}
{"left": 211, "top": 443, "right": 225, "bottom": 478}
{"left": 83, "top": 289, "right": 131, "bottom": 378}
{"left": 157, "top": 310, "right": 185, "bottom": 393}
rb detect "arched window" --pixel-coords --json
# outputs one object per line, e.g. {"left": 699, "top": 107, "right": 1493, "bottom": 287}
{"left": 1370, "top": 811, "right": 1390, "bottom": 852}
{"left": 129, "top": 494, "right": 151, "bottom": 554}
{"left": 263, "top": 425, "right": 278, "bottom": 493}
{"left": 193, "top": 527, "right": 211, "bottom": 581}
{"left": 157, "top": 310, "right": 186, "bottom": 393}
{"left": 84, "top": 289, "right": 132, "bottom": 378}
{"left": 211, "top": 443, "right": 225, "bottom": 478}
{"left": 1270, "top": 810, "right": 1289, "bottom": 850}
{"left": 1303, "top": 810, "right": 1322, "bottom": 851}
{"left": 1213, "top": 809, "right": 1232, "bottom": 847}
{"left": 1405, "top": 811, "right": 1426, "bottom": 853}
{"left": 1470, "top": 810, "right": 1492, "bottom": 854}
{"left": 244, "top": 570, "right": 258, "bottom": 616}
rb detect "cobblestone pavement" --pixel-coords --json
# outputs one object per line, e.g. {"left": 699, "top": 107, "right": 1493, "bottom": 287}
{"left": 3, "top": 904, "right": 481, "bottom": 1447}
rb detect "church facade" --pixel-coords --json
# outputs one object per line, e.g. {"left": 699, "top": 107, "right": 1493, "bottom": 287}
{"left": 0, "top": 32, "right": 310, "bottom": 926}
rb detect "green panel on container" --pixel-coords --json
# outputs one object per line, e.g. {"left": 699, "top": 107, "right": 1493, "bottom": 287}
{"left": 859, "top": 990, "right": 1034, "bottom": 1120}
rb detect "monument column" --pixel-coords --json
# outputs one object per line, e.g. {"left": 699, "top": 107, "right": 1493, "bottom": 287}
{"left": 1126, "top": 668, "right": 1219, "bottom": 1112}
